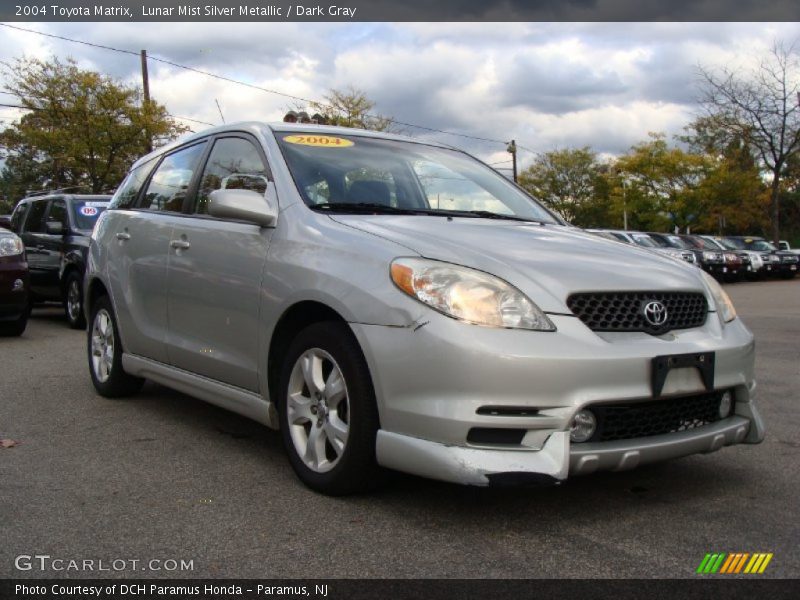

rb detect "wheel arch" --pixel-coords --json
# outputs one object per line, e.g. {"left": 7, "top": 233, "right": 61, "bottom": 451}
{"left": 267, "top": 300, "right": 352, "bottom": 410}
{"left": 86, "top": 277, "right": 110, "bottom": 315}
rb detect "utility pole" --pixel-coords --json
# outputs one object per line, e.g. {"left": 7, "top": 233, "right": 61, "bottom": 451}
{"left": 507, "top": 139, "right": 517, "bottom": 183}
{"left": 140, "top": 50, "right": 152, "bottom": 153}
{"left": 622, "top": 180, "right": 628, "bottom": 231}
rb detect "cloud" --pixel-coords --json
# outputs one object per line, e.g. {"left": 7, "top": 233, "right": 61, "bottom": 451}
{"left": 1, "top": 21, "right": 800, "bottom": 166}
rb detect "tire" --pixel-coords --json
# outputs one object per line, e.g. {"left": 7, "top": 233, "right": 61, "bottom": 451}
{"left": 278, "top": 321, "right": 382, "bottom": 495}
{"left": 64, "top": 271, "right": 86, "bottom": 329}
{"left": 87, "top": 295, "right": 144, "bottom": 397}
{"left": 0, "top": 310, "right": 28, "bottom": 337}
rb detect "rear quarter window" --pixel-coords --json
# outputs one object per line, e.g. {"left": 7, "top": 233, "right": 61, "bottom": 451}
{"left": 109, "top": 158, "right": 158, "bottom": 210}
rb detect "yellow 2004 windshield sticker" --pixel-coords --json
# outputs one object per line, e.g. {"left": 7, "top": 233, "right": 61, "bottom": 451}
{"left": 284, "top": 135, "right": 354, "bottom": 148}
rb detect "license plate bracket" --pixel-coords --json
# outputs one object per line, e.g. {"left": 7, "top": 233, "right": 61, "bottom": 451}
{"left": 651, "top": 352, "right": 715, "bottom": 398}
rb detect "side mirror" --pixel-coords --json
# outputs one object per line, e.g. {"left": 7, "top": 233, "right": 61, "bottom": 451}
{"left": 0, "top": 216, "right": 11, "bottom": 230}
{"left": 208, "top": 183, "right": 278, "bottom": 228}
{"left": 46, "top": 221, "right": 64, "bottom": 235}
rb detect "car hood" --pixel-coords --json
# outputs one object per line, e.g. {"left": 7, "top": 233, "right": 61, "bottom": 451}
{"left": 329, "top": 215, "right": 709, "bottom": 313}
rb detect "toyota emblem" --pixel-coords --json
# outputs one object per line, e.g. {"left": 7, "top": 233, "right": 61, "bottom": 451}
{"left": 642, "top": 300, "right": 668, "bottom": 328}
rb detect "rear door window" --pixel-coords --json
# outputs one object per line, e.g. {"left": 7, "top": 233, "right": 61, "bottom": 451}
{"left": 140, "top": 143, "right": 207, "bottom": 212}
{"left": 23, "top": 200, "right": 48, "bottom": 233}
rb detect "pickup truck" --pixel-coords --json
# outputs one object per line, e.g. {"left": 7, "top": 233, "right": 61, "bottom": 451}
{"left": 778, "top": 241, "right": 800, "bottom": 255}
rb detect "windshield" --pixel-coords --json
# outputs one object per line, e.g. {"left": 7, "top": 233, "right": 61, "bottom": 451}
{"left": 748, "top": 240, "right": 776, "bottom": 251}
{"left": 630, "top": 233, "right": 658, "bottom": 247}
{"left": 699, "top": 237, "right": 724, "bottom": 250}
{"left": 666, "top": 235, "right": 691, "bottom": 249}
{"left": 721, "top": 237, "right": 745, "bottom": 249}
{"left": 71, "top": 200, "right": 109, "bottom": 230}
{"left": 275, "top": 132, "right": 560, "bottom": 223}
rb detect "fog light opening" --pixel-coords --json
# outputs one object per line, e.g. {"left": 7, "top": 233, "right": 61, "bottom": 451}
{"left": 570, "top": 409, "right": 597, "bottom": 443}
{"left": 719, "top": 391, "right": 733, "bottom": 419}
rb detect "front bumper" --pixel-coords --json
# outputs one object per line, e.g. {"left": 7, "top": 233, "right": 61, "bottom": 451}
{"left": 377, "top": 411, "right": 760, "bottom": 486}
{"left": 352, "top": 309, "right": 763, "bottom": 486}
{"left": 0, "top": 259, "right": 29, "bottom": 321}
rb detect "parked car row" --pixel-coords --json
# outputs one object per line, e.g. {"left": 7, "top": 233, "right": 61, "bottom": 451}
{"left": 0, "top": 193, "right": 110, "bottom": 330}
{"left": 589, "top": 229, "right": 798, "bottom": 282}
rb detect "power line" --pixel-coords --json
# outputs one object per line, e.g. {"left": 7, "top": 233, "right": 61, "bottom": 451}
{"left": 0, "top": 22, "right": 138, "bottom": 57}
{"left": 0, "top": 102, "right": 37, "bottom": 110}
{"left": 0, "top": 22, "right": 515, "bottom": 147}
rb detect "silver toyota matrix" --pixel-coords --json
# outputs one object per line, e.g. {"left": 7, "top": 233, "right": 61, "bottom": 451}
{"left": 85, "top": 123, "right": 765, "bottom": 494}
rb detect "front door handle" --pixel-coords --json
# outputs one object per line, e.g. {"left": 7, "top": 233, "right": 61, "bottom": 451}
{"left": 170, "top": 240, "right": 191, "bottom": 250}
{"left": 115, "top": 232, "right": 131, "bottom": 241}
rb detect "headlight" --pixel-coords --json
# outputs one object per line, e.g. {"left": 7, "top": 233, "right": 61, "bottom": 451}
{"left": 390, "top": 257, "right": 555, "bottom": 331}
{"left": 0, "top": 235, "right": 24, "bottom": 257}
{"left": 701, "top": 271, "right": 736, "bottom": 323}
{"left": 703, "top": 251, "right": 715, "bottom": 261}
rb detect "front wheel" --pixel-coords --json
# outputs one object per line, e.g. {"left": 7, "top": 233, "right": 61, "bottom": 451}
{"left": 64, "top": 271, "right": 86, "bottom": 329}
{"left": 87, "top": 295, "right": 144, "bottom": 397}
{"left": 279, "top": 321, "right": 382, "bottom": 495}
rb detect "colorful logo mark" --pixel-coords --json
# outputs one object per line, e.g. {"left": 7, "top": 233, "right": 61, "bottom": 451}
{"left": 696, "top": 552, "right": 773, "bottom": 574}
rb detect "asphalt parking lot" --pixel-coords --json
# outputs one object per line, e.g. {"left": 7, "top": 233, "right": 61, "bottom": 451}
{"left": 1, "top": 279, "right": 798, "bottom": 579}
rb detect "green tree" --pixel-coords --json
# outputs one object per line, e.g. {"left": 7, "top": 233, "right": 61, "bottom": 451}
{"left": 307, "top": 86, "right": 395, "bottom": 132}
{"left": 518, "top": 147, "right": 612, "bottom": 227}
{"left": 681, "top": 117, "right": 770, "bottom": 235}
{"left": 0, "top": 56, "right": 187, "bottom": 200}
{"left": 613, "top": 133, "right": 712, "bottom": 232}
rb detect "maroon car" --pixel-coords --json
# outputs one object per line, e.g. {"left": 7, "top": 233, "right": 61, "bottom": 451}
{"left": 0, "top": 228, "right": 30, "bottom": 336}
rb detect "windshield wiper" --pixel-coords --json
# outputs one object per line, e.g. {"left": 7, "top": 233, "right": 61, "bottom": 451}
{"left": 311, "top": 203, "right": 547, "bottom": 223}
{"left": 459, "top": 210, "right": 544, "bottom": 223}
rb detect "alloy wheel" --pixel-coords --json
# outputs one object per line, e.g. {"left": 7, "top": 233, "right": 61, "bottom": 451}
{"left": 286, "top": 348, "right": 350, "bottom": 473}
{"left": 91, "top": 309, "right": 115, "bottom": 383}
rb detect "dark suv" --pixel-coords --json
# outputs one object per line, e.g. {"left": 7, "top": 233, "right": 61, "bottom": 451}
{"left": 724, "top": 236, "right": 798, "bottom": 279}
{"left": 9, "top": 194, "right": 111, "bottom": 328}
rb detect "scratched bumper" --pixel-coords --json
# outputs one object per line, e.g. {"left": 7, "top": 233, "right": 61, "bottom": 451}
{"left": 351, "top": 308, "right": 762, "bottom": 486}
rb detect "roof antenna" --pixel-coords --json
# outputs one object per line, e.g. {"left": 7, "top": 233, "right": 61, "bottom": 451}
{"left": 215, "top": 99, "right": 226, "bottom": 124}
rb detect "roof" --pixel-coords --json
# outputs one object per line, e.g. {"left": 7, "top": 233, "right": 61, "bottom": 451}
{"left": 20, "top": 193, "right": 112, "bottom": 202}
{"left": 130, "top": 121, "right": 458, "bottom": 171}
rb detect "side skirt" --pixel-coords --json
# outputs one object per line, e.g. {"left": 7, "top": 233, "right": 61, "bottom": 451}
{"left": 122, "top": 353, "right": 278, "bottom": 429}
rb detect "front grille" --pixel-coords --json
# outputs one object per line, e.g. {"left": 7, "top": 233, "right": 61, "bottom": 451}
{"left": 589, "top": 391, "right": 726, "bottom": 442}
{"left": 567, "top": 291, "right": 707, "bottom": 334}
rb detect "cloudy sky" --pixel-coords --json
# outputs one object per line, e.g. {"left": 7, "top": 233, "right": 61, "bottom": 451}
{"left": 1, "top": 21, "right": 799, "bottom": 169}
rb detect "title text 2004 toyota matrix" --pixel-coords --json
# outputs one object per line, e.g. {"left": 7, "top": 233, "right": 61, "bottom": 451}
{"left": 85, "top": 123, "right": 765, "bottom": 494}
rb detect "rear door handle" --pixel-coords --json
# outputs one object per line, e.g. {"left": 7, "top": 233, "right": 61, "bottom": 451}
{"left": 170, "top": 240, "right": 191, "bottom": 250}
{"left": 115, "top": 232, "right": 131, "bottom": 241}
